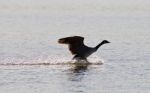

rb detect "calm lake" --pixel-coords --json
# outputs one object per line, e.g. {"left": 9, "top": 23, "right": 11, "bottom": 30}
{"left": 0, "top": 0, "right": 150, "bottom": 93}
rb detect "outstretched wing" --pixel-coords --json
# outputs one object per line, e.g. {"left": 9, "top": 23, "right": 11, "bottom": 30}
{"left": 58, "top": 36, "right": 84, "bottom": 55}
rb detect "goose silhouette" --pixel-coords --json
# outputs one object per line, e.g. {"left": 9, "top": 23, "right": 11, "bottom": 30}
{"left": 58, "top": 36, "right": 110, "bottom": 62}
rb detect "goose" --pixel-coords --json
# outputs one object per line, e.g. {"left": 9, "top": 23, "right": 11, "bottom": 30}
{"left": 58, "top": 36, "right": 110, "bottom": 62}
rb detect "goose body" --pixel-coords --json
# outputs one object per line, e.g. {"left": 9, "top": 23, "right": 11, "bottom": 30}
{"left": 58, "top": 36, "right": 110, "bottom": 61}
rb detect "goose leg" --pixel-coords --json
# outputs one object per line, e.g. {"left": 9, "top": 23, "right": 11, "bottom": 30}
{"left": 72, "top": 55, "right": 88, "bottom": 62}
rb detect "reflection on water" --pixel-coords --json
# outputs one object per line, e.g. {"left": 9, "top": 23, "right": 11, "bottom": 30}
{"left": 72, "top": 65, "right": 88, "bottom": 74}
{"left": 67, "top": 64, "right": 89, "bottom": 93}
{"left": 69, "top": 64, "right": 89, "bottom": 81}
{"left": 66, "top": 63, "right": 104, "bottom": 93}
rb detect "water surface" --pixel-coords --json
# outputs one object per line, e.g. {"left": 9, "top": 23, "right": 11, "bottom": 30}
{"left": 0, "top": 0, "right": 150, "bottom": 93}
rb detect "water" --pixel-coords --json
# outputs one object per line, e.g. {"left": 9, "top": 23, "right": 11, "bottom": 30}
{"left": 0, "top": 0, "right": 150, "bottom": 93}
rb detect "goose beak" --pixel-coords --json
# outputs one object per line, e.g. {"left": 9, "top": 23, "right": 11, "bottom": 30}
{"left": 104, "top": 40, "right": 110, "bottom": 44}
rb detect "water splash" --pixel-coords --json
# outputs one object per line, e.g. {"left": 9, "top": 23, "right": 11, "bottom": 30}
{"left": 0, "top": 55, "right": 104, "bottom": 66}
